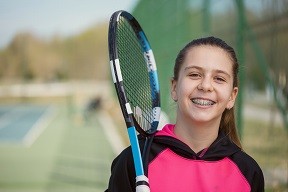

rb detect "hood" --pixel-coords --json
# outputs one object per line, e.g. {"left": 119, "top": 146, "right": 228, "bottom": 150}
{"left": 152, "top": 130, "right": 241, "bottom": 161}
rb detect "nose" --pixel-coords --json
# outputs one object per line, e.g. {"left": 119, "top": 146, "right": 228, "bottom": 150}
{"left": 197, "top": 77, "right": 214, "bottom": 92}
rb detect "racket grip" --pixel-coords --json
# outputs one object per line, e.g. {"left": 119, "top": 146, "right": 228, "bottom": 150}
{"left": 136, "top": 175, "right": 150, "bottom": 192}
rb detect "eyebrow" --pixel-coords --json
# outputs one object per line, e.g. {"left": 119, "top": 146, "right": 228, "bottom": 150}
{"left": 184, "top": 66, "right": 231, "bottom": 78}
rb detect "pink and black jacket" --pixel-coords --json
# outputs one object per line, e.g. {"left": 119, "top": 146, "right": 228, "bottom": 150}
{"left": 106, "top": 124, "right": 264, "bottom": 192}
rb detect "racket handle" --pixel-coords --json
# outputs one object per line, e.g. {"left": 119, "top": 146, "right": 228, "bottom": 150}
{"left": 136, "top": 175, "right": 150, "bottom": 192}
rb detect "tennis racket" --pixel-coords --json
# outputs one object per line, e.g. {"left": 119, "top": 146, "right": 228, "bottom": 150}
{"left": 108, "top": 10, "right": 161, "bottom": 192}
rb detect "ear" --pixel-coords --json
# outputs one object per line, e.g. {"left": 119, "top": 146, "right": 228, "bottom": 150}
{"left": 171, "top": 79, "right": 178, "bottom": 102}
{"left": 226, "top": 87, "right": 238, "bottom": 109}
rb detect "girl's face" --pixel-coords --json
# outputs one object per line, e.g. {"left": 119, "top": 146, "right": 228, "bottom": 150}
{"left": 171, "top": 45, "right": 238, "bottom": 125}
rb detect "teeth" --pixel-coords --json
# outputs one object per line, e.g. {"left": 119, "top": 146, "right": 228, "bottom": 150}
{"left": 192, "top": 99, "right": 215, "bottom": 106}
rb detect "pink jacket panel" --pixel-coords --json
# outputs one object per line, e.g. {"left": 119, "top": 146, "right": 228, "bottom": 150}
{"left": 149, "top": 148, "right": 250, "bottom": 192}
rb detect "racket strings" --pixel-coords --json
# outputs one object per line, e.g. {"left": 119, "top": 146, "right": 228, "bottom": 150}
{"left": 117, "top": 17, "right": 155, "bottom": 132}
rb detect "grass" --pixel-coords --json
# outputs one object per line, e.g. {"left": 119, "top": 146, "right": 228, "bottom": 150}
{"left": 242, "top": 119, "right": 288, "bottom": 191}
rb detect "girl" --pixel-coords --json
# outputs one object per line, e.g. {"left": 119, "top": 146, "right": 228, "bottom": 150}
{"left": 106, "top": 36, "right": 264, "bottom": 192}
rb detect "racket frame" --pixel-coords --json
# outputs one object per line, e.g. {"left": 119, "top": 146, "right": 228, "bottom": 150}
{"left": 108, "top": 10, "right": 161, "bottom": 192}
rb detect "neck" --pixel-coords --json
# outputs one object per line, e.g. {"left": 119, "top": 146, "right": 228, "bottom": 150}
{"left": 174, "top": 120, "right": 220, "bottom": 153}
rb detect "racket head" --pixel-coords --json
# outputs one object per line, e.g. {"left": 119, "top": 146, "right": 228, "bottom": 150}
{"left": 108, "top": 10, "right": 161, "bottom": 136}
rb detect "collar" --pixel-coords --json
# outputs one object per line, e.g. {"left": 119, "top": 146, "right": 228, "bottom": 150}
{"left": 153, "top": 126, "right": 241, "bottom": 160}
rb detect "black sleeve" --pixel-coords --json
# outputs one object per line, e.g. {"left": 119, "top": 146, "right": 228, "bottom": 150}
{"left": 231, "top": 151, "right": 265, "bottom": 192}
{"left": 250, "top": 167, "right": 265, "bottom": 192}
{"left": 105, "top": 146, "right": 136, "bottom": 192}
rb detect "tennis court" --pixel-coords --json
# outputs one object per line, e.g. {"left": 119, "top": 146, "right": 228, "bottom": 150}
{"left": 0, "top": 104, "right": 54, "bottom": 146}
{"left": 0, "top": 99, "right": 121, "bottom": 192}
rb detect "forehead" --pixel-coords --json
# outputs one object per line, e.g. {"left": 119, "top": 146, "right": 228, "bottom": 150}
{"left": 183, "top": 45, "right": 233, "bottom": 73}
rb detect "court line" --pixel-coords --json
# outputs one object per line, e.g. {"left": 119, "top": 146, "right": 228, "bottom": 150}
{"left": 0, "top": 107, "right": 24, "bottom": 131}
{"left": 23, "top": 106, "right": 57, "bottom": 147}
{"left": 96, "top": 110, "right": 126, "bottom": 155}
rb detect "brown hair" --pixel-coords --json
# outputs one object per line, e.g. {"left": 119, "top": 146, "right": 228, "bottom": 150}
{"left": 173, "top": 36, "right": 242, "bottom": 148}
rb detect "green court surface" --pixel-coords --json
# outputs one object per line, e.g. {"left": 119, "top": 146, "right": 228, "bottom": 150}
{"left": 0, "top": 105, "right": 116, "bottom": 192}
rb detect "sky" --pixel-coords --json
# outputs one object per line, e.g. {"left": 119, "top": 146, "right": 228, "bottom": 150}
{"left": 0, "top": 0, "right": 138, "bottom": 48}
{"left": 0, "top": 0, "right": 268, "bottom": 49}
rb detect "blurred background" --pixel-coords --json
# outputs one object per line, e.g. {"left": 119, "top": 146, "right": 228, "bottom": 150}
{"left": 0, "top": 0, "right": 287, "bottom": 191}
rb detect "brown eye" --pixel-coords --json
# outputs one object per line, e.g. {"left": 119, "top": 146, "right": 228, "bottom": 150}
{"left": 189, "top": 72, "right": 201, "bottom": 79}
{"left": 214, "top": 76, "right": 226, "bottom": 83}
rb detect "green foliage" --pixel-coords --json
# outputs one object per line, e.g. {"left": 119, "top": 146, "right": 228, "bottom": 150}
{"left": 0, "top": 24, "right": 109, "bottom": 82}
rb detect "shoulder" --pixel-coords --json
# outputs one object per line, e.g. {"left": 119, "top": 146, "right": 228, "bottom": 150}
{"left": 230, "top": 150, "right": 265, "bottom": 192}
{"left": 107, "top": 146, "right": 136, "bottom": 192}
{"left": 112, "top": 136, "right": 146, "bottom": 166}
{"left": 107, "top": 136, "right": 148, "bottom": 191}
{"left": 231, "top": 150, "right": 262, "bottom": 173}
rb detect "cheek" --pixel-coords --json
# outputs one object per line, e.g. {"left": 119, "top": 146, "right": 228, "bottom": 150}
{"left": 177, "top": 81, "right": 191, "bottom": 98}
{"left": 218, "top": 88, "right": 234, "bottom": 102}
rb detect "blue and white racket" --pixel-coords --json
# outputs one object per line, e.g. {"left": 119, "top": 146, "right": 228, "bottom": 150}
{"left": 108, "top": 10, "right": 161, "bottom": 192}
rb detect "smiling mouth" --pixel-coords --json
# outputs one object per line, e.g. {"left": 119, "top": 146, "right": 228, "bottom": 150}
{"left": 192, "top": 98, "right": 216, "bottom": 106}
